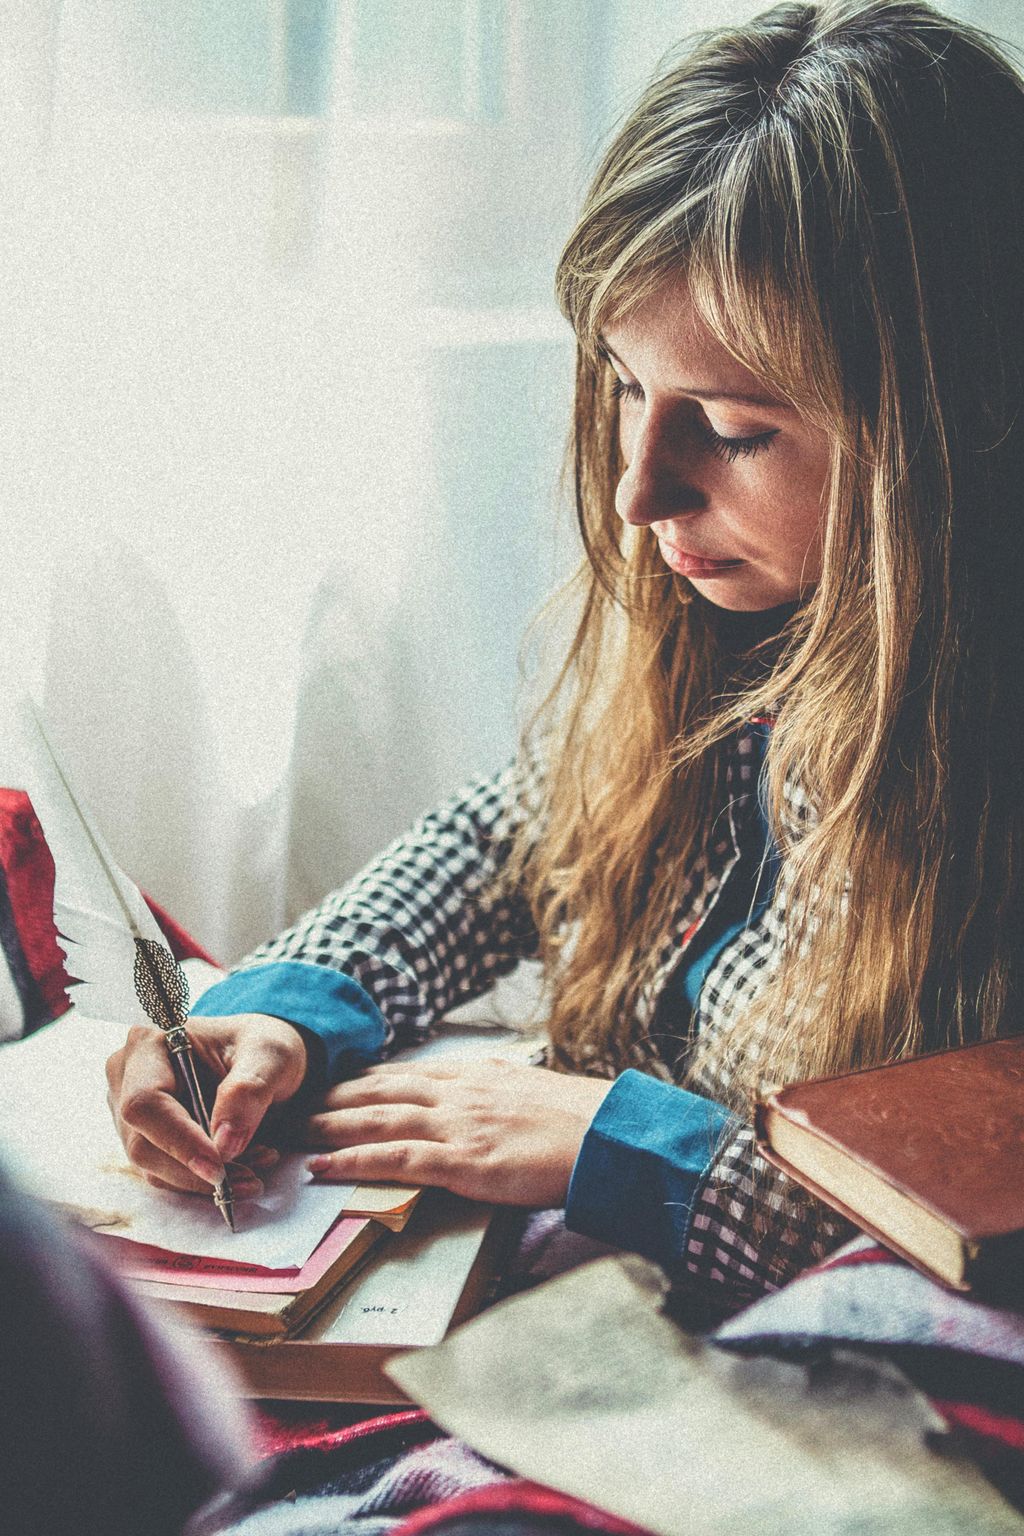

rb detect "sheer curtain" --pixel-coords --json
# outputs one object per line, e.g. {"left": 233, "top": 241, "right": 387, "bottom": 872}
{"left": 0, "top": 0, "right": 1018, "bottom": 961}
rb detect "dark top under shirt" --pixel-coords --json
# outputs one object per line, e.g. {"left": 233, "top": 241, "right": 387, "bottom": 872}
{"left": 667, "top": 599, "right": 796, "bottom": 1042}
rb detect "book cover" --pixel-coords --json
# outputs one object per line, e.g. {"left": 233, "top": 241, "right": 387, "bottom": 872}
{"left": 130, "top": 1215, "right": 387, "bottom": 1336}
{"left": 755, "top": 1035, "right": 1024, "bottom": 1294}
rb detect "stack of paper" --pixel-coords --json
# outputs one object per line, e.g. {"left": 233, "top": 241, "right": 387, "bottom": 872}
{"left": 0, "top": 1008, "right": 540, "bottom": 1353}
{"left": 0, "top": 1010, "right": 402, "bottom": 1333}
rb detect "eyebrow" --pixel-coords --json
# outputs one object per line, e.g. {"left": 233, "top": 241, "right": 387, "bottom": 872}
{"left": 596, "top": 340, "right": 792, "bottom": 411}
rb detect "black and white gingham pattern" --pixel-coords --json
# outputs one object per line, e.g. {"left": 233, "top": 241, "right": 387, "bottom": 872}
{"left": 245, "top": 760, "right": 540, "bottom": 1048}
{"left": 239, "top": 731, "right": 852, "bottom": 1308}
{"left": 683, "top": 1119, "right": 850, "bottom": 1305}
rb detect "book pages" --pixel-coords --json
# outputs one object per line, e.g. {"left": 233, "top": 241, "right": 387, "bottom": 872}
{"left": 298, "top": 1190, "right": 493, "bottom": 1348}
{"left": 0, "top": 1011, "right": 356, "bottom": 1267}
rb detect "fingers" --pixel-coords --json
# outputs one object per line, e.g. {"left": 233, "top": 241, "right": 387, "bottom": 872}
{"left": 322, "top": 1057, "right": 519, "bottom": 1106}
{"left": 117, "top": 1114, "right": 279, "bottom": 1196}
{"left": 143, "top": 1171, "right": 258, "bottom": 1198}
{"left": 307, "top": 1139, "right": 458, "bottom": 1186}
{"left": 110, "top": 1026, "right": 227, "bottom": 1190}
{"left": 359, "top": 1058, "right": 514, "bottom": 1080}
{"left": 134, "top": 1154, "right": 268, "bottom": 1200}
{"left": 360, "top": 1061, "right": 460, "bottom": 1080}
{"left": 319, "top": 1071, "right": 442, "bottom": 1113}
{"left": 209, "top": 1027, "right": 307, "bottom": 1161}
{"left": 306, "top": 1104, "right": 444, "bottom": 1150}
{"left": 107, "top": 1015, "right": 303, "bottom": 1195}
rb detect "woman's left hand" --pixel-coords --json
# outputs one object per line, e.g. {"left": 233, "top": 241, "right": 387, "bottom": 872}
{"left": 303, "top": 1059, "right": 614, "bottom": 1207}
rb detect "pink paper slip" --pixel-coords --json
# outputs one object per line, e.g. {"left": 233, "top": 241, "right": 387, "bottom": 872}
{"left": 102, "top": 1215, "right": 372, "bottom": 1293}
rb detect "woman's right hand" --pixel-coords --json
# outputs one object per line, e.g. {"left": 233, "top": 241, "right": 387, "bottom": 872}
{"left": 105, "top": 1013, "right": 309, "bottom": 1197}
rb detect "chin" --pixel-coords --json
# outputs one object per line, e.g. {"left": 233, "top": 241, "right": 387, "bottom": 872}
{"left": 686, "top": 575, "right": 803, "bottom": 613}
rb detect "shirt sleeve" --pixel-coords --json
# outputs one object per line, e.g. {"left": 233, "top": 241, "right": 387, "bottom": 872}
{"left": 190, "top": 961, "right": 388, "bottom": 1092}
{"left": 565, "top": 1069, "right": 855, "bottom": 1308}
{"left": 192, "top": 759, "right": 541, "bottom": 1083}
{"left": 680, "top": 1119, "right": 855, "bottom": 1305}
{"left": 565, "top": 1070, "right": 732, "bottom": 1266}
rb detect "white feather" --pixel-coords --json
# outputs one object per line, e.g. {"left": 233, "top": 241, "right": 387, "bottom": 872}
{"left": 15, "top": 697, "right": 166, "bottom": 1025}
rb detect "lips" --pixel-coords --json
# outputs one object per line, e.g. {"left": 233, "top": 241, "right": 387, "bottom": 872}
{"left": 657, "top": 540, "right": 744, "bottom": 579}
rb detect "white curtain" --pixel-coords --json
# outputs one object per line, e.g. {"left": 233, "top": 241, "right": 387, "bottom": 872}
{"left": 0, "top": 0, "right": 1017, "bottom": 961}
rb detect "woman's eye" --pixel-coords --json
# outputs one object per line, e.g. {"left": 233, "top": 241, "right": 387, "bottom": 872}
{"left": 610, "top": 374, "right": 779, "bottom": 462}
{"left": 696, "top": 421, "right": 779, "bottom": 462}
{"left": 610, "top": 376, "right": 644, "bottom": 404}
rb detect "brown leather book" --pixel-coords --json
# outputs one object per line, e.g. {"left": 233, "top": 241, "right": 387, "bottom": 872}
{"left": 755, "top": 1036, "right": 1024, "bottom": 1296}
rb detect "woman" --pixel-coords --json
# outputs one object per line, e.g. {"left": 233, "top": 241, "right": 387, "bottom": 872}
{"left": 106, "top": 0, "right": 1024, "bottom": 1311}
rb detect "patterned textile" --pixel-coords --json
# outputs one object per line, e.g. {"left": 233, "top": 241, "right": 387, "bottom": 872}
{"left": 208, "top": 1409, "right": 645, "bottom": 1536}
{"left": 713, "top": 1234, "right": 1024, "bottom": 1368}
{"left": 711, "top": 1235, "right": 1024, "bottom": 1509}
{"left": 239, "top": 731, "right": 851, "bottom": 1309}
{"left": 215, "top": 1234, "right": 1024, "bottom": 1534}
{"left": 213, "top": 1425, "right": 510, "bottom": 1536}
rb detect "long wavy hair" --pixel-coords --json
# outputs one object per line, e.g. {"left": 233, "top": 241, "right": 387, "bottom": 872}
{"left": 511, "top": 0, "right": 1024, "bottom": 1107}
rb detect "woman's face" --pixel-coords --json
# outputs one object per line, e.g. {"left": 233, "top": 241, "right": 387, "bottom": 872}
{"left": 601, "top": 274, "right": 831, "bottom": 612}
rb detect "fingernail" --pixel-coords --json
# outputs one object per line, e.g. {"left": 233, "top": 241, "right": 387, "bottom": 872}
{"left": 246, "top": 1146, "right": 280, "bottom": 1169}
{"left": 214, "top": 1122, "right": 247, "bottom": 1161}
{"left": 307, "top": 1156, "right": 331, "bottom": 1175}
{"left": 189, "top": 1156, "right": 225, "bottom": 1186}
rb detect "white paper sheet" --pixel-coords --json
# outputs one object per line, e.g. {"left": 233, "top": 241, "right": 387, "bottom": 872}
{"left": 0, "top": 1011, "right": 356, "bottom": 1267}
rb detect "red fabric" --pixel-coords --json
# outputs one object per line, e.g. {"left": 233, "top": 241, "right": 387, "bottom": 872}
{"left": 932, "top": 1400, "right": 1024, "bottom": 1454}
{"left": 252, "top": 1406, "right": 433, "bottom": 1460}
{"left": 393, "top": 1481, "right": 649, "bottom": 1536}
{"left": 0, "top": 789, "right": 71, "bottom": 1019}
{"left": 812, "top": 1243, "right": 895, "bottom": 1272}
{"left": 0, "top": 788, "right": 218, "bottom": 1025}
{"left": 143, "top": 895, "right": 218, "bottom": 966}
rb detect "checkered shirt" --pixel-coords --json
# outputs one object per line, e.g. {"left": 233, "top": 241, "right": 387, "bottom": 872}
{"left": 241, "top": 727, "right": 852, "bottom": 1311}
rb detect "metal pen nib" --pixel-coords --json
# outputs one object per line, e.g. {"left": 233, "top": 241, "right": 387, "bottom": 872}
{"left": 214, "top": 1176, "right": 236, "bottom": 1233}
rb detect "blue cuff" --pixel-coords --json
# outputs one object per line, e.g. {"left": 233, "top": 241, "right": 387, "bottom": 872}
{"left": 565, "top": 1068, "right": 732, "bottom": 1269}
{"left": 190, "top": 961, "right": 387, "bottom": 1092}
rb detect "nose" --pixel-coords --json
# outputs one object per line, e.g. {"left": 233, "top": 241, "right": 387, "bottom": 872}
{"left": 615, "top": 407, "right": 706, "bottom": 527}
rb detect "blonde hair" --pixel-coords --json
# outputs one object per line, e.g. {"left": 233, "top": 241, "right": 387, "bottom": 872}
{"left": 514, "top": 0, "right": 1024, "bottom": 1108}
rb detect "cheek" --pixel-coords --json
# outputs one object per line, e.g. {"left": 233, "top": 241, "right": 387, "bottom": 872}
{"left": 786, "top": 460, "right": 829, "bottom": 572}
{"left": 739, "top": 450, "right": 828, "bottom": 562}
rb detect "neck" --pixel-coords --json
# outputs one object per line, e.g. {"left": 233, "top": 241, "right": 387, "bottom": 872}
{"left": 709, "top": 599, "right": 800, "bottom": 656}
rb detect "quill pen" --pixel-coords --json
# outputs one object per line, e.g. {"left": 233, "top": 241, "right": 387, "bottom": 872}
{"left": 15, "top": 698, "right": 235, "bottom": 1229}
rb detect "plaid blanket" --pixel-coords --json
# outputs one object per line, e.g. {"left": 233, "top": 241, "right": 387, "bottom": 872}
{"left": 201, "top": 1405, "right": 652, "bottom": 1536}
{"left": 203, "top": 1232, "right": 1024, "bottom": 1535}
{"left": 712, "top": 1234, "right": 1024, "bottom": 1511}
